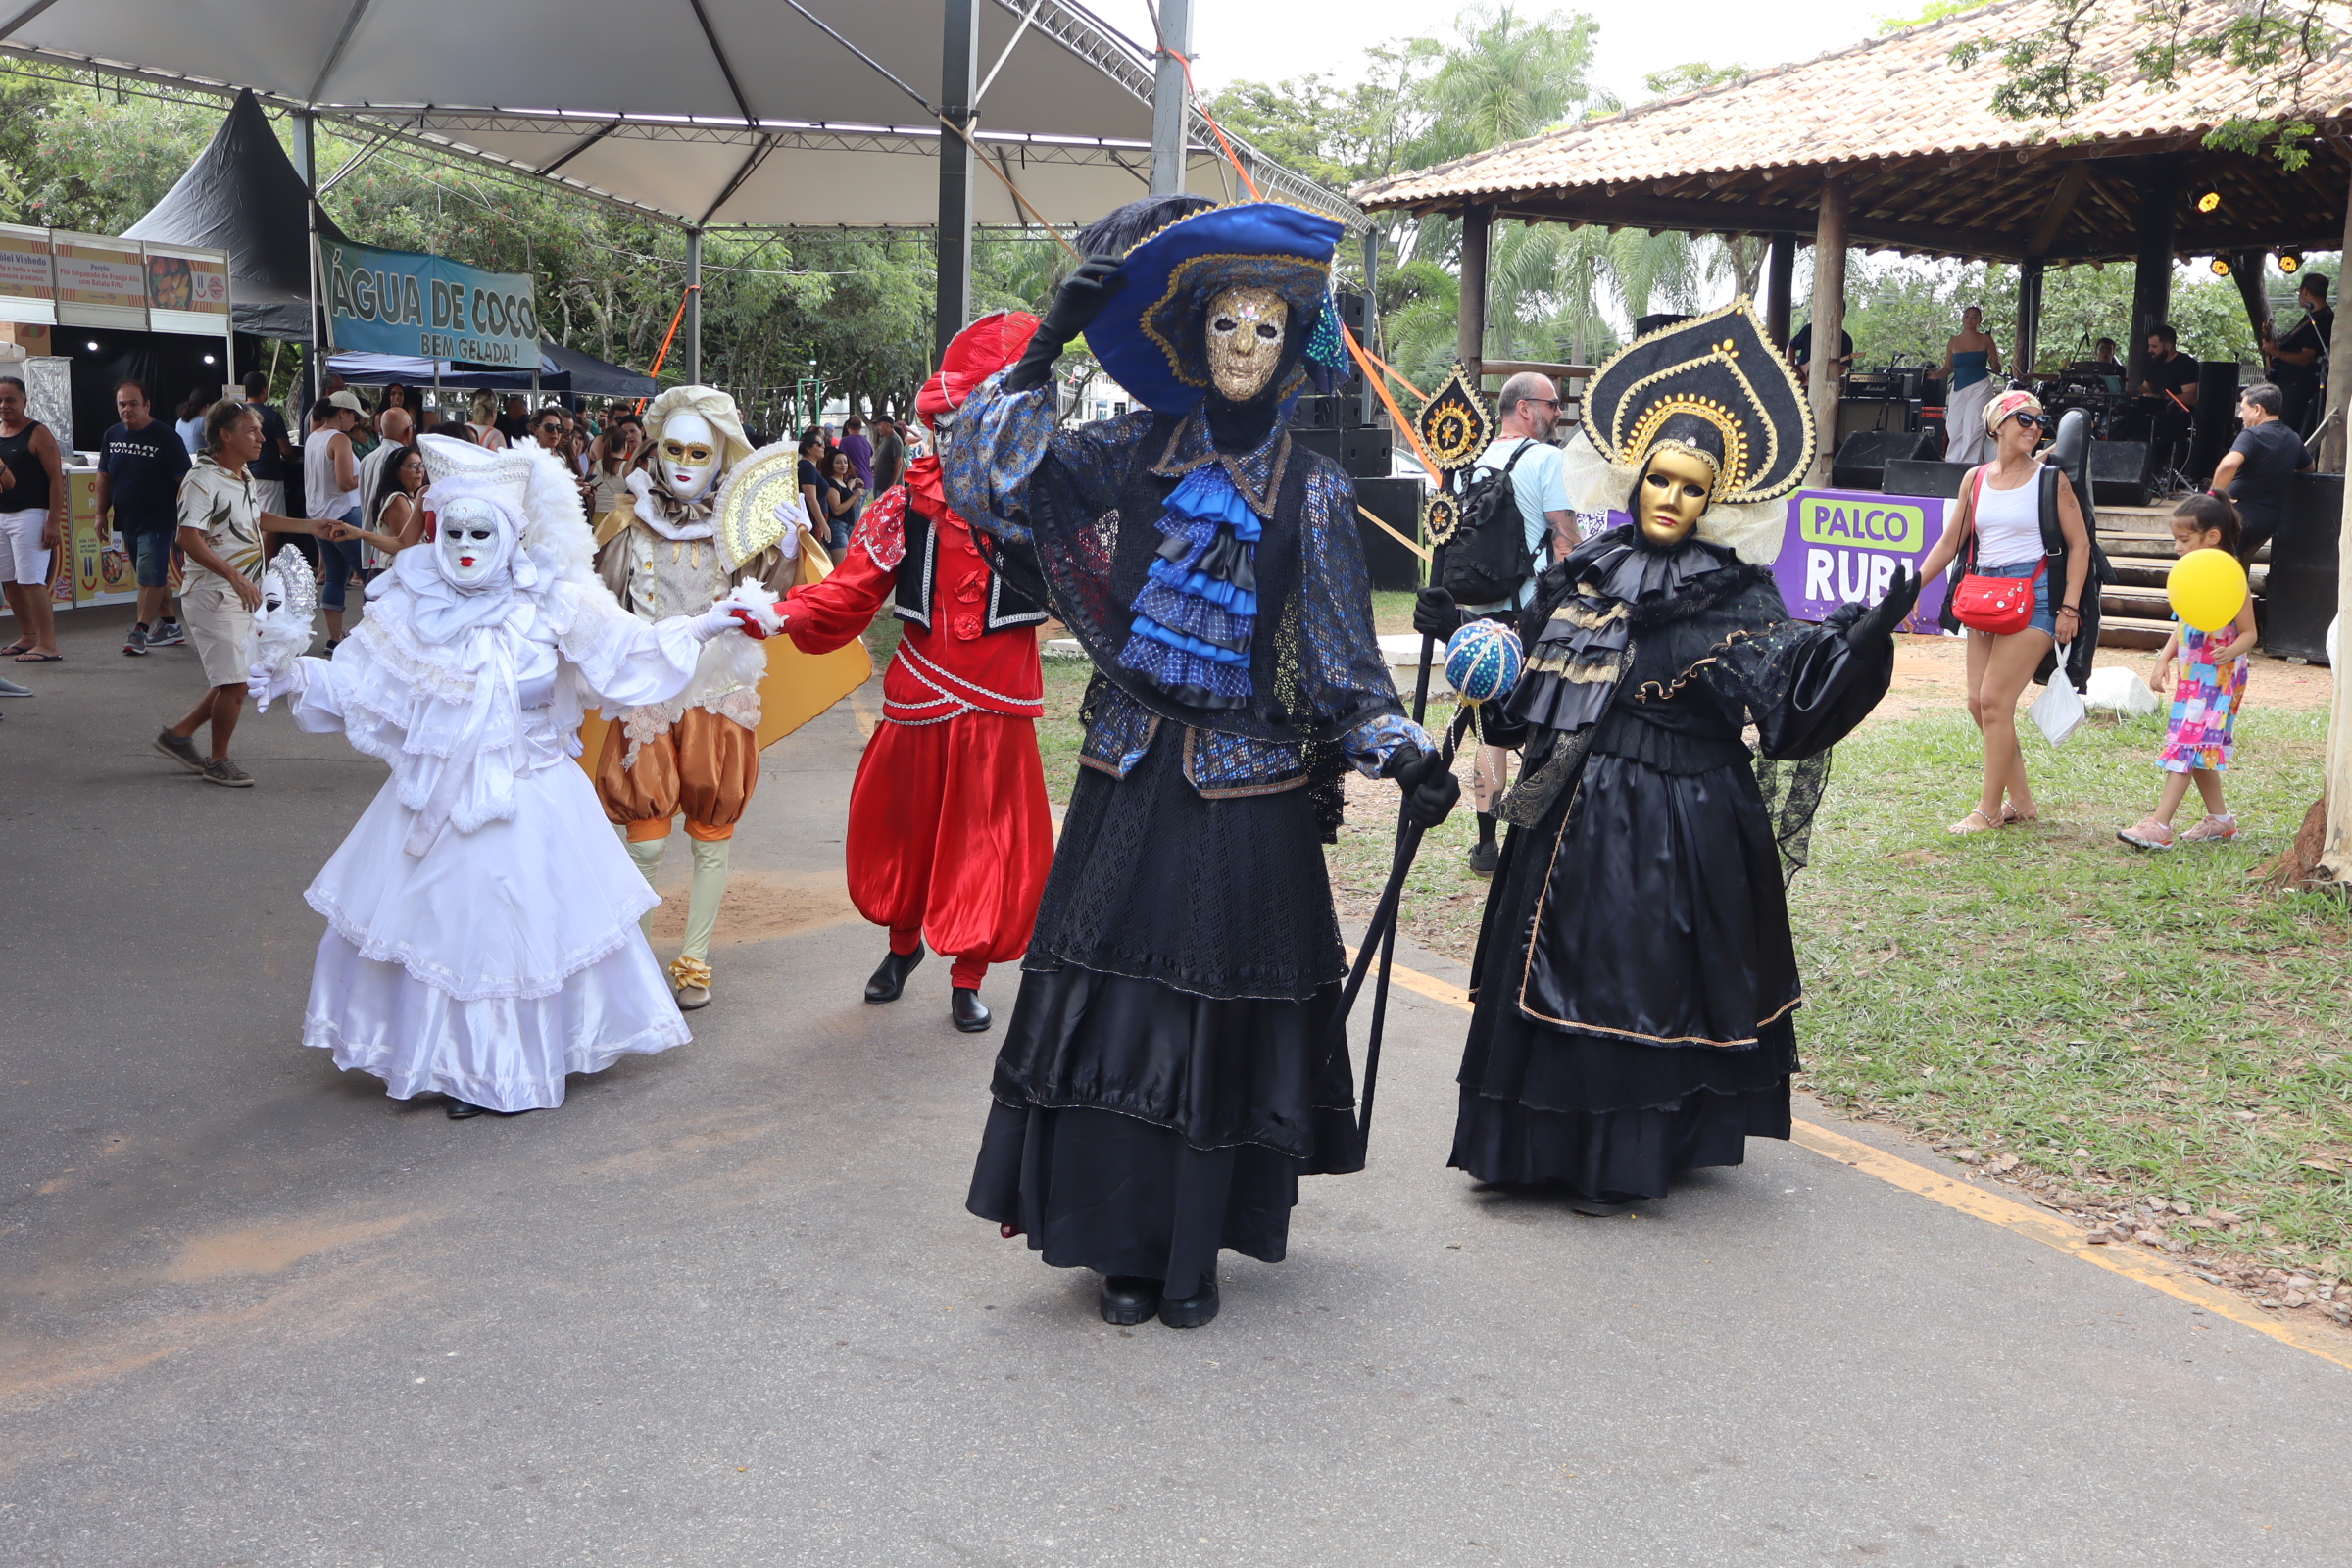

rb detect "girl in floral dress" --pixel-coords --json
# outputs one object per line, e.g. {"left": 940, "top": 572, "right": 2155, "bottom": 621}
{"left": 2120, "top": 495, "right": 2262, "bottom": 850}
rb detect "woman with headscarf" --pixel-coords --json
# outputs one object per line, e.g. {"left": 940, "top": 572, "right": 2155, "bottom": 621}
{"left": 246, "top": 435, "right": 770, "bottom": 1117}
{"left": 943, "top": 198, "right": 1460, "bottom": 1330}
{"left": 1430, "top": 305, "right": 1919, "bottom": 1214}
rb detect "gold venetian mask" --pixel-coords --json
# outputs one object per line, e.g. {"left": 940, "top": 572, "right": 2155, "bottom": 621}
{"left": 1637, "top": 446, "right": 1715, "bottom": 546}
{"left": 1204, "top": 285, "right": 1287, "bottom": 401}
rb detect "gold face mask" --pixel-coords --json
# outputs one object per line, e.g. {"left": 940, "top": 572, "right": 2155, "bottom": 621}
{"left": 1637, "top": 446, "right": 1714, "bottom": 547}
{"left": 1204, "top": 286, "right": 1288, "bottom": 402}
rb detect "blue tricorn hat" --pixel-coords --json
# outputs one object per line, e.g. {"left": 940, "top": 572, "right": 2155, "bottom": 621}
{"left": 1087, "top": 201, "right": 1349, "bottom": 416}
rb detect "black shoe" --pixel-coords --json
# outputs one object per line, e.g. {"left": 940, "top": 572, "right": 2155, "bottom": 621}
{"left": 951, "top": 987, "right": 992, "bottom": 1032}
{"left": 1468, "top": 839, "right": 1500, "bottom": 878}
{"left": 444, "top": 1097, "right": 487, "bottom": 1119}
{"left": 1566, "top": 1191, "right": 1633, "bottom": 1217}
{"left": 1158, "top": 1278, "right": 1220, "bottom": 1329}
{"left": 864, "top": 943, "right": 925, "bottom": 1002}
{"left": 1100, "top": 1275, "right": 1162, "bottom": 1325}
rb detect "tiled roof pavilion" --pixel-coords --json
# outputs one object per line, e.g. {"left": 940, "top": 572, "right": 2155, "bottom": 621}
{"left": 1353, "top": 0, "right": 2352, "bottom": 265}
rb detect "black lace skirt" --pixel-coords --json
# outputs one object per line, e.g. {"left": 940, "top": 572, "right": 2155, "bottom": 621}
{"left": 1452, "top": 746, "right": 1801, "bottom": 1197}
{"left": 1024, "top": 726, "right": 1344, "bottom": 1002}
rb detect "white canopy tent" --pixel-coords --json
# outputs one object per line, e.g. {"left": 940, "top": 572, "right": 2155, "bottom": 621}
{"left": 0, "top": 0, "right": 1358, "bottom": 368}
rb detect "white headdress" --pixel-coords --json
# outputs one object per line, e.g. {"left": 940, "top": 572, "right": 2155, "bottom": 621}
{"left": 640, "top": 385, "right": 754, "bottom": 474}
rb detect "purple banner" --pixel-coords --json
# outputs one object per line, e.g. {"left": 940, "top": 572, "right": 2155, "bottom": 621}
{"left": 1773, "top": 487, "right": 1949, "bottom": 634}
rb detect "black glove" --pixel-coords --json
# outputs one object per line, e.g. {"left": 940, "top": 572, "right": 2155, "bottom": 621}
{"left": 1845, "top": 564, "right": 1924, "bottom": 649}
{"left": 1004, "top": 255, "right": 1124, "bottom": 393}
{"left": 1412, "top": 586, "right": 1464, "bottom": 642}
{"left": 1387, "top": 744, "right": 1462, "bottom": 831}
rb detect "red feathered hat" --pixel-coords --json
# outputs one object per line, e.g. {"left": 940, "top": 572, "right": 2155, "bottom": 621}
{"left": 917, "top": 310, "right": 1042, "bottom": 425}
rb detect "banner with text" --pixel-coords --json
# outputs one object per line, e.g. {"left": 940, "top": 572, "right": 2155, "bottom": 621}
{"left": 318, "top": 237, "right": 539, "bottom": 368}
{"left": 1772, "top": 487, "right": 1949, "bottom": 635}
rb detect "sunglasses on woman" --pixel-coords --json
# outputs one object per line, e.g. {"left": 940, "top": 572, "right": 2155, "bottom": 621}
{"left": 2008, "top": 412, "right": 2050, "bottom": 429}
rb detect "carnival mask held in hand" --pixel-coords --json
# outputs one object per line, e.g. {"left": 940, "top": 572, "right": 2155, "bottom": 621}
{"left": 1637, "top": 446, "right": 1716, "bottom": 548}
{"left": 658, "top": 410, "right": 722, "bottom": 502}
{"left": 1205, "top": 286, "right": 1288, "bottom": 402}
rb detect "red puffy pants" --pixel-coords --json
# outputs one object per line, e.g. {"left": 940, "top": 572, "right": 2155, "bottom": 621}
{"left": 845, "top": 710, "right": 1052, "bottom": 990}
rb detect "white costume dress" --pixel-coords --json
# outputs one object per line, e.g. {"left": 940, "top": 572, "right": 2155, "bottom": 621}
{"left": 265, "top": 437, "right": 748, "bottom": 1112}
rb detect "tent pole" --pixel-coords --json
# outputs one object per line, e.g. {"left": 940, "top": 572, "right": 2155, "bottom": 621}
{"left": 1149, "top": 0, "right": 1193, "bottom": 197}
{"left": 684, "top": 228, "right": 703, "bottom": 386}
{"left": 294, "top": 107, "right": 321, "bottom": 416}
{"left": 936, "top": 0, "right": 978, "bottom": 360}
{"left": 1360, "top": 227, "right": 1380, "bottom": 428}
{"left": 1807, "top": 175, "right": 1847, "bottom": 487}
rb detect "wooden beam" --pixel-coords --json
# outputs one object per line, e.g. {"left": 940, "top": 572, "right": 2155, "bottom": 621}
{"left": 1808, "top": 175, "right": 1848, "bottom": 487}
{"left": 2027, "top": 165, "right": 2093, "bottom": 255}
{"left": 1494, "top": 188, "right": 2024, "bottom": 260}
{"left": 1457, "top": 202, "right": 1491, "bottom": 388}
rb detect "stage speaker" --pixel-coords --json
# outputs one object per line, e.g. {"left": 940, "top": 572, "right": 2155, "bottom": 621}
{"left": 1832, "top": 429, "right": 1936, "bottom": 490}
{"left": 1354, "top": 475, "right": 1425, "bottom": 592}
{"left": 1883, "top": 458, "right": 1974, "bottom": 500}
{"left": 1293, "top": 426, "right": 1391, "bottom": 479}
{"left": 2263, "top": 472, "right": 2342, "bottom": 662}
{"left": 1334, "top": 288, "right": 1369, "bottom": 336}
{"left": 2087, "top": 440, "right": 2152, "bottom": 508}
{"left": 2188, "top": 361, "right": 2241, "bottom": 482}
{"left": 1293, "top": 394, "right": 1347, "bottom": 429}
{"left": 1836, "top": 397, "right": 1917, "bottom": 446}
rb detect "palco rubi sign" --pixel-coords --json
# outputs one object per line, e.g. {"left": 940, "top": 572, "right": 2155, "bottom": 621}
{"left": 1773, "top": 487, "right": 1951, "bottom": 634}
{"left": 318, "top": 237, "right": 539, "bottom": 368}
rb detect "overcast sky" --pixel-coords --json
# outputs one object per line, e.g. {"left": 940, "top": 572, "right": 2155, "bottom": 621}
{"left": 1089, "top": 0, "right": 1898, "bottom": 106}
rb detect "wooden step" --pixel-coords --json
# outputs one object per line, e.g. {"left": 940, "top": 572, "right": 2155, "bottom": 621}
{"left": 2102, "top": 588, "right": 2172, "bottom": 621}
{"left": 2099, "top": 615, "right": 2173, "bottom": 651}
{"left": 2109, "top": 560, "right": 2268, "bottom": 593}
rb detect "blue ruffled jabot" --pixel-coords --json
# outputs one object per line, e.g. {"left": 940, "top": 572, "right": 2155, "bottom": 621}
{"left": 1119, "top": 465, "right": 1262, "bottom": 707}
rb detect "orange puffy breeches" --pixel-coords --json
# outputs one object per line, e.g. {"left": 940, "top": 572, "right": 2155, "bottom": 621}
{"left": 595, "top": 707, "right": 761, "bottom": 843}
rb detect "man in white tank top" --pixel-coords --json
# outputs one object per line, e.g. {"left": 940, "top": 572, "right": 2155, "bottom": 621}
{"left": 304, "top": 391, "right": 366, "bottom": 646}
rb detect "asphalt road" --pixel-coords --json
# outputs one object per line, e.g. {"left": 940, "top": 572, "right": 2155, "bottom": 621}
{"left": 5, "top": 604, "right": 2349, "bottom": 1566}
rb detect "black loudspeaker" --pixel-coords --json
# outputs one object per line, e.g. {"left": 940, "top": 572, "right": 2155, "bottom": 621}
{"left": 2264, "top": 471, "right": 2342, "bottom": 662}
{"left": 1294, "top": 394, "right": 1361, "bottom": 430}
{"left": 1334, "top": 288, "right": 1369, "bottom": 335}
{"left": 1353, "top": 475, "right": 1425, "bottom": 592}
{"left": 1831, "top": 429, "right": 1936, "bottom": 490}
{"left": 2087, "top": 440, "right": 2152, "bottom": 508}
{"left": 2187, "top": 361, "right": 2241, "bottom": 483}
{"left": 1883, "top": 458, "right": 1974, "bottom": 499}
{"left": 1296, "top": 424, "right": 1391, "bottom": 479}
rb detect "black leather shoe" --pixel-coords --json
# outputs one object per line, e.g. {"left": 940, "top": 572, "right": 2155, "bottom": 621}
{"left": 1468, "top": 839, "right": 1500, "bottom": 878}
{"left": 1157, "top": 1278, "right": 1220, "bottom": 1329}
{"left": 1100, "top": 1275, "right": 1162, "bottom": 1325}
{"left": 444, "top": 1097, "right": 486, "bottom": 1120}
{"left": 951, "top": 987, "right": 992, "bottom": 1032}
{"left": 864, "top": 944, "right": 925, "bottom": 1002}
{"left": 1566, "top": 1191, "right": 1634, "bottom": 1217}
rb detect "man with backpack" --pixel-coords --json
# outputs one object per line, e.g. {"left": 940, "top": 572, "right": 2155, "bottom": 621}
{"left": 1415, "top": 371, "right": 1579, "bottom": 875}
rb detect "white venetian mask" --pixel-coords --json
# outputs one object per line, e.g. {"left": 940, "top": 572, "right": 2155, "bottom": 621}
{"left": 657, "top": 410, "right": 722, "bottom": 502}
{"left": 1205, "top": 285, "right": 1288, "bottom": 402}
{"left": 437, "top": 498, "right": 506, "bottom": 587}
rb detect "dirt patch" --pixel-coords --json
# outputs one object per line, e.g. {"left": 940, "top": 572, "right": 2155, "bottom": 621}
{"left": 644, "top": 869, "right": 861, "bottom": 947}
{"left": 160, "top": 1213, "right": 419, "bottom": 1284}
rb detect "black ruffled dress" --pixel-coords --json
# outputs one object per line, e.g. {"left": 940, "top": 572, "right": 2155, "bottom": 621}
{"left": 1452, "top": 526, "right": 1893, "bottom": 1199}
{"left": 946, "top": 374, "right": 1422, "bottom": 1300}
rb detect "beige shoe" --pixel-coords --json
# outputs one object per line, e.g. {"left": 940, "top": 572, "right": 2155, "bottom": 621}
{"left": 668, "top": 954, "right": 712, "bottom": 1011}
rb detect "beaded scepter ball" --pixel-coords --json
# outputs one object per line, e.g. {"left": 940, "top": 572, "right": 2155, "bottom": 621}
{"left": 1445, "top": 618, "right": 1523, "bottom": 707}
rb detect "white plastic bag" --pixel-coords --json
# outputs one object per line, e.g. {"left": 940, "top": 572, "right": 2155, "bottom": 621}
{"left": 2030, "top": 646, "right": 2086, "bottom": 745}
{"left": 2084, "top": 663, "right": 2161, "bottom": 717}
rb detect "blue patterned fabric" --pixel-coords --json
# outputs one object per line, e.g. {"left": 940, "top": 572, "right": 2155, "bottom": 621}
{"left": 1079, "top": 684, "right": 1162, "bottom": 777}
{"left": 1303, "top": 294, "right": 1350, "bottom": 394}
{"left": 1120, "top": 464, "right": 1262, "bottom": 698}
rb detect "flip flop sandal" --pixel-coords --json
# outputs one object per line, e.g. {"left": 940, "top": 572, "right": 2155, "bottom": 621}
{"left": 12, "top": 652, "right": 62, "bottom": 662}
{"left": 0, "top": 643, "right": 30, "bottom": 657}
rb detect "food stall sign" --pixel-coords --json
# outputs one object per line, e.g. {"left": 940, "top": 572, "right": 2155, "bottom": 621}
{"left": 52, "top": 231, "right": 148, "bottom": 329}
{"left": 142, "top": 243, "right": 232, "bottom": 338}
{"left": 0, "top": 223, "right": 55, "bottom": 325}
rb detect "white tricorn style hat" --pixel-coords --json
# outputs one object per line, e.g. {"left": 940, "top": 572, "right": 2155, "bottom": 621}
{"left": 640, "top": 384, "right": 755, "bottom": 474}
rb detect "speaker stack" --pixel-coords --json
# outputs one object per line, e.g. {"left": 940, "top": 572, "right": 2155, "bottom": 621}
{"left": 2086, "top": 440, "right": 2153, "bottom": 508}
{"left": 1831, "top": 429, "right": 1936, "bottom": 491}
{"left": 1353, "top": 474, "right": 1426, "bottom": 592}
{"left": 2264, "top": 472, "right": 2342, "bottom": 662}
{"left": 1883, "top": 459, "right": 1975, "bottom": 500}
{"left": 2187, "top": 360, "right": 2241, "bottom": 483}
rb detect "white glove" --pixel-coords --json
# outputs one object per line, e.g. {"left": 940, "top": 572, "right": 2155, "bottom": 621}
{"left": 688, "top": 603, "right": 746, "bottom": 642}
{"left": 246, "top": 658, "right": 303, "bottom": 713}
{"left": 772, "top": 498, "right": 807, "bottom": 559}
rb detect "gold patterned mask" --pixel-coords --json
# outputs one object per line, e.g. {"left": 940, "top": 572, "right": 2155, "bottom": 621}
{"left": 1204, "top": 286, "right": 1288, "bottom": 402}
{"left": 1637, "top": 446, "right": 1714, "bottom": 547}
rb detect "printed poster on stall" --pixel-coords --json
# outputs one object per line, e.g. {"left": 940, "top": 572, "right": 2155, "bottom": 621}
{"left": 52, "top": 235, "right": 147, "bottom": 313}
{"left": 0, "top": 224, "right": 54, "bottom": 321}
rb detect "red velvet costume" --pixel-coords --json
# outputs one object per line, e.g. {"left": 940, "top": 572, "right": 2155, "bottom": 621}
{"left": 781, "top": 455, "right": 1054, "bottom": 991}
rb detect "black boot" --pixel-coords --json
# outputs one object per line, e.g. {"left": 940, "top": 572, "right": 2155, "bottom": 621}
{"left": 951, "top": 986, "right": 992, "bottom": 1033}
{"left": 1468, "top": 812, "right": 1499, "bottom": 878}
{"left": 864, "top": 943, "right": 925, "bottom": 1002}
{"left": 1157, "top": 1278, "right": 1220, "bottom": 1329}
{"left": 444, "top": 1097, "right": 486, "bottom": 1119}
{"left": 1100, "top": 1275, "right": 1162, "bottom": 1325}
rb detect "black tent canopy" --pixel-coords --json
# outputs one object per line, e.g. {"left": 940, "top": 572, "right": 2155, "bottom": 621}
{"left": 123, "top": 88, "right": 345, "bottom": 340}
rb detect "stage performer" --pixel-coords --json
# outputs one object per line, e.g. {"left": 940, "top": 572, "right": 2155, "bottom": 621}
{"left": 762, "top": 311, "right": 1055, "bottom": 1033}
{"left": 591, "top": 386, "right": 810, "bottom": 1012}
{"left": 943, "top": 196, "right": 1460, "bottom": 1330}
{"left": 247, "top": 435, "right": 775, "bottom": 1118}
{"left": 1427, "top": 305, "right": 1919, "bottom": 1214}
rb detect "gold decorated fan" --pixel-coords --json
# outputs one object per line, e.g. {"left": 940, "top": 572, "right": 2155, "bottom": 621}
{"left": 710, "top": 439, "right": 809, "bottom": 574}
{"left": 1415, "top": 362, "right": 1494, "bottom": 476}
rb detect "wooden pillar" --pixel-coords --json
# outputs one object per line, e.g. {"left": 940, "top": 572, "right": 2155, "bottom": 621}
{"left": 1806, "top": 177, "right": 1847, "bottom": 486}
{"left": 2125, "top": 157, "right": 2181, "bottom": 394}
{"left": 2228, "top": 247, "right": 2274, "bottom": 344}
{"left": 1764, "top": 231, "right": 1795, "bottom": 348}
{"left": 1457, "top": 203, "right": 1491, "bottom": 386}
{"left": 2013, "top": 257, "right": 2044, "bottom": 383}
{"left": 2321, "top": 154, "right": 2352, "bottom": 882}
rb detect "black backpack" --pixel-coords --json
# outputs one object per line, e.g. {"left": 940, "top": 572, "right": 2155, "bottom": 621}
{"left": 1442, "top": 439, "right": 1539, "bottom": 606}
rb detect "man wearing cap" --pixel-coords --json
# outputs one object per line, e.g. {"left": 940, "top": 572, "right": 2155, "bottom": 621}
{"left": 303, "top": 390, "right": 369, "bottom": 648}
{"left": 758, "top": 313, "right": 1054, "bottom": 1035}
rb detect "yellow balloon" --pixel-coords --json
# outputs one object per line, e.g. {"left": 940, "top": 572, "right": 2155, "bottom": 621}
{"left": 2167, "top": 547, "right": 2247, "bottom": 633}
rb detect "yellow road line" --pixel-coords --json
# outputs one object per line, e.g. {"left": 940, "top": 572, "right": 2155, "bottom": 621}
{"left": 1350, "top": 945, "right": 2352, "bottom": 1372}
